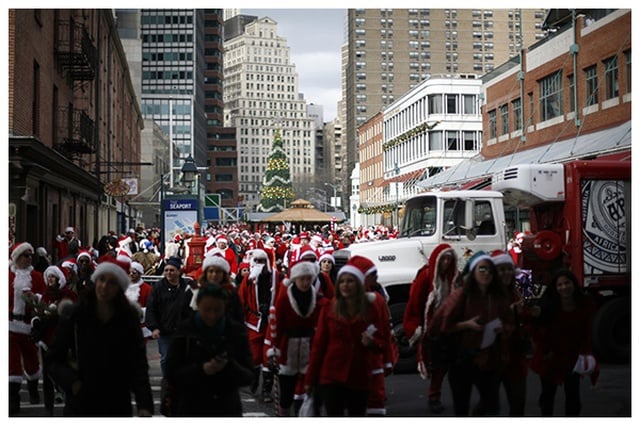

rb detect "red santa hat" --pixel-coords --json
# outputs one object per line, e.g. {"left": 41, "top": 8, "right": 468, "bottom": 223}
{"left": 91, "top": 259, "right": 131, "bottom": 292}
{"left": 11, "top": 242, "right": 34, "bottom": 262}
{"left": 116, "top": 249, "right": 132, "bottom": 266}
{"left": 43, "top": 265, "right": 67, "bottom": 288}
{"left": 61, "top": 258, "right": 77, "bottom": 274}
{"left": 298, "top": 245, "right": 318, "bottom": 261}
{"left": 319, "top": 252, "right": 335, "bottom": 264}
{"left": 130, "top": 261, "right": 145, "bottom": 276}
{"left": 298, "top": 232, "right": 309, "bottom": 240}
{"left": 76, "top": 251, "right": 93, "bottom": 263}
{"left": 202, "top": 254, "right": 230, "bottom": 274}
{"left": 336, "top": 264, "right": 365, "bottom": 286}
{"left": 238, "top": 262, "right": 250, "bottom": 272}
{"left": 347, "top": 255, "right": 377, "bottom": 278}
{"left": 216, "top": 234, "right": 228, "bottom": 245}
{"left": 249, "top": 249, "right": 271, "bottom": 272}
{"left": 491, "top": 250, "right": 514, "bottom": 267}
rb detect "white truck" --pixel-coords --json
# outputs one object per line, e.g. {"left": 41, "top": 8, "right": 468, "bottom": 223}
{"left": 334, "top": 190, "right": 508, "bottom": 372}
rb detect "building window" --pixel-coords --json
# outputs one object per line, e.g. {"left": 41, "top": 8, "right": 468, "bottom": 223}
{"left": 429, "top": 131, "right": 443, "bottom": 151}
{"left": 446, "top": 131, "right": 459, "bottom": 151}
{"left": 446, "top": 94, "right": 457, "bottom": 114}
{"left": 463, "top": 131, "right": 477, "bottom": 150}
{"left": 539, "top": 71, "right": 563, "bottom": 121}
{"left": 625, "top": 50, "right": 631, "bottom": 93}
{"left": 499, "top": 103, "right": 509, "bottom": 135}
{"left": 604, "top": 55, "right": 619, "bottom": 100}
{"left": 512, "top": 98, "right": 522, "bottom": 130}
{"left": 463, "top": 94, "right": 476, "bottom": 114}
{"left": 567, "top": 74, "right": 575, "bottom": 112}
{"left": 585, "top": 65, "right": 598, "bottom": 106}
{"left": 488, "top": 109, "right": 497, "bottom": 139}
{"left": 428, "top": 94, "right": 442, "bottom": 114}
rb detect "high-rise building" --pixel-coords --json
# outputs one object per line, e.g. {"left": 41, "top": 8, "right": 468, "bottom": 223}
{"left": 344, "top": 8, "right": 547, "bottom": 206}
{"left": 223, "top": 15, "right": 315, "bottom": 212}
{"left": 138, "top": 9, "right": 207, "bottom": 188}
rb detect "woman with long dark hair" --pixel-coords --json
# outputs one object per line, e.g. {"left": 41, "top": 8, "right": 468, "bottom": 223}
{"left": 304, "top": 263, "right": 388, "bottom": 416}
{"left": 528, "top": 269, "right": 597, "bottom": 416}
{"left": 45, "top": 260, "right": 153, "bottom": 416}
{"left": 430, "top": 251, "right": 514, "bottom": 416}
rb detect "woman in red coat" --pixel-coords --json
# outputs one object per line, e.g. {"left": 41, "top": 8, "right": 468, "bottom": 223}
{"left": 304, "top": 263, "right": 388, "bottom": 416}
{"left": 528, "top": 269, "right": 596, "bottom": 416}
{"left": 403, "top": 243, "right": 458, "bottom": 413}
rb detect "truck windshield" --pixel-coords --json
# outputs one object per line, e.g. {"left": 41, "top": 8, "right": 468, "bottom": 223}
{"left": 399, "top": 196, "right": 437, "bottom": 237}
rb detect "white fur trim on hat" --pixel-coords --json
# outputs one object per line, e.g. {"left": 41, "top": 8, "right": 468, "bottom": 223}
{"left": 44, "top": 265, "right": 67, "bottom": 288}
{"left": 289, "top": 261, "right": 318, "bottom": 282}
{"left": 491, "top": 253, "right": 514, "bottom": 266}
{"left": 469, "top": 254, "right": 493, "bottom": 272}
{"left": 202, "top": 255, "right": 230, "bottom": 274}
{"left": 11, "top": 242, "right": 34, "bottom": 262}
{"left": 130, "top": 261, "right": 145, "bottom": 275}
{"left": 337, "top": 264, "right": 365, "bottom": 286}
{"left": 76, "top": 251, "right": 92, "bottom": 262}
{"left": 92, "top": 261, "right": 130, "bottom": 292}
{"left": 65, "top": 226, "right": 75, "bottom": 233}
{"left": 319, "top": 253, "right": 335, "bottom": 264}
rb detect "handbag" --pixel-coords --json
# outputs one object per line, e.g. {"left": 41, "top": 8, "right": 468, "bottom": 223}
{"left": 298, "top": 394, "right": 314, "bottom": 417}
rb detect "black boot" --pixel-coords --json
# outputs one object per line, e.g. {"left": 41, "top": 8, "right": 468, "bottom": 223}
{"left": 28, "top": 379, "right": 40, "bottom": 404}
{"left": 249, "top": 368, "right": 261, "bottom": 394}
{"left": 262, "top": 370, "right": 274, "bottom": 403}
{"left": 9, "top": 382, "right": 21, "bottom": 416}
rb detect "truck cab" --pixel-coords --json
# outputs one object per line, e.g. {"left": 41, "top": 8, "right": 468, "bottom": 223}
{"left": 334, "top": 190, "right": 507, "bottom": 371}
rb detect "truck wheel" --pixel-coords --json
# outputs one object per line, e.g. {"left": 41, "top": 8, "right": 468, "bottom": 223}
{"left": 592, "top": 297, "right": 630, "bottom": 363}
{"left": 389, "top": 303, "right": 417, "bottom": 374}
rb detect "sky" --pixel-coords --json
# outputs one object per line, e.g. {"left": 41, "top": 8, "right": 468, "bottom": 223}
{"left": 242, "top": 9, "right": 346, "bottom": 122}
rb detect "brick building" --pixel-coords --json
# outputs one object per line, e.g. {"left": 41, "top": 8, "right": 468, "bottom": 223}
{"left": 9, "top": 9, "right": 143, "bottom": 250}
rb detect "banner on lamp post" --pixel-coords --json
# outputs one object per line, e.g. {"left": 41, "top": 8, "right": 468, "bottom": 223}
{"left": 162, "top": 196, "right": 198, "bottom": 251}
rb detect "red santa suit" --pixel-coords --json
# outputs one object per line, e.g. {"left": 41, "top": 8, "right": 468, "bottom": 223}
{"left": 237, "top": 250, "right": 283, "bottom": 367}
{"left": 9, "top": 243, "right": 47, "bottom": 386}
{"left": 266, "top": 262, "right": 328, "bottom": 414}
{"left": 125, "top": 262, "right": 153, "bottom": 338}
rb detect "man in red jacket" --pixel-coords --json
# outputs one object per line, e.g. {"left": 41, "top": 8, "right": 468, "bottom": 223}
{"left": 9, "top": 242, "right": 47, "bottom": 416}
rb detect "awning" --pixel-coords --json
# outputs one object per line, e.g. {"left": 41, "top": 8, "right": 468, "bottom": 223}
{"left": 385, "top": 168, "right": 425, "bottom": 184}
{"left": 417, "top": 120, "right": 631, "bottom": 190}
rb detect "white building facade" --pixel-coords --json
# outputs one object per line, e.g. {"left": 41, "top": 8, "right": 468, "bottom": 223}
{"left": 223, "top": 17, "right": 315, "bottom": 209}
{"left": 382, "top": 76, "right": 484, "bottom": 203}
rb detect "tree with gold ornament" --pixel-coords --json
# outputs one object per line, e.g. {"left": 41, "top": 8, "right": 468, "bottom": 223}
{"left": 257, "top": 128, "right": 294, "bottom": 212}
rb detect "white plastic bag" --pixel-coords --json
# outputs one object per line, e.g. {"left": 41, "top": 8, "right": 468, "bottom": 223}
{"left": 298, "top": 394, "right": 314, "bottom": 417}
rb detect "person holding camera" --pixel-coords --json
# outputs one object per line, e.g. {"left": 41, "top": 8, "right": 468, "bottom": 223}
{"left": 165, "top": 284, "right": 254, "bottom": 416}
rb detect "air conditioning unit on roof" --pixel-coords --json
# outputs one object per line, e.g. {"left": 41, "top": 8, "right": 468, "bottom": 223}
{"left": 492, "top": 163, "right": 565, "bottom": 208}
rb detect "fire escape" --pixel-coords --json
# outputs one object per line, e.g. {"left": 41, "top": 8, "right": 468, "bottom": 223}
{"left": 54, "top": 18, "right": 97, "bottom": 159}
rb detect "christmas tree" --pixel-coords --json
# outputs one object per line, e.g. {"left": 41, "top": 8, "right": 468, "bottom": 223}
{"left": 257, "top": 128, "right": 295, "bottom": 212}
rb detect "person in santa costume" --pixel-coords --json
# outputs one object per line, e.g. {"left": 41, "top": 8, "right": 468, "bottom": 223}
{"left": 304, "top": 262, "right": 389, "bottom": 416}
{"left": 9, "top": 242, "right": 47, "bottom": 416}
{"left": 213, "top": 235, "right": 238, "bottom": 278}
{"left": 52, "top": 226, "right": 81, "bottom": 263}
{"left": 509, "top": 232, "right": 525, "bottom": 266}
{"left": 266, "top": 261, "right": 329, "bottom": 416}
{"left": 403, "top": 243, "right": 458, "bottom": 414}
{"left": 347, "top": 255, "right": 395, "bottom": 416}
{"left": 126, "top": 261, "right": 153, "bottom": 339}
{"left": 45, "top": 258, "right": 154, "bottom": 416}
{"left": 237, "top": 249, "right": 284, "bottom": 403}
{"left": 32, "top": 265, "right": 78, "bottom": 415}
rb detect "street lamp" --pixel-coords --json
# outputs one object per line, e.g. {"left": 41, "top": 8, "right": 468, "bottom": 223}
{"left": 181, "top": 154, "right": 198, "bottom": 189}
{"left": 324, "top": 182, "right": 338, "bottom": 211}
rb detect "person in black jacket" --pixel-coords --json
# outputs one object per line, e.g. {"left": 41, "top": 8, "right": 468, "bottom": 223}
{"left": 45, "top": 259, "right": 153, "bottom": 417}
{"left": 165, "top": 283, "right": 254, "bottom": 416}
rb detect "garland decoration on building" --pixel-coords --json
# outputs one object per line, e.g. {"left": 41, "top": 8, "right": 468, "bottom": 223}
{"left": 382, "top": 121, "right": 440, "bottom": 152}
{"left": 257, "top": 128, "right": 295, "bottom": 212}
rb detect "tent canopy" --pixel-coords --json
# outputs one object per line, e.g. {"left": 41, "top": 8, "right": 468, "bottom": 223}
{"left": 262, "top": 199, "right": 334, "bottom": 222}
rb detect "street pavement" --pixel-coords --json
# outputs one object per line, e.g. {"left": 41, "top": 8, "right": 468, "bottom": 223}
{"left": 12, "top": 339, "right": 631, "bottom": 417}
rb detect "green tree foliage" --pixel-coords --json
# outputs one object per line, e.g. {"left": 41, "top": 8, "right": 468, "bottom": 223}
{"left": 257, "top": 129, "right": 295, "bottom": 212}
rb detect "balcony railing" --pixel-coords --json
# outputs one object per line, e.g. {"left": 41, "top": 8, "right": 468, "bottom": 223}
{"left": 55, "top": 106, "right": 96, "bottom": 155}
{"left": 56, "top": 19, "right": 97, "bottom": 81}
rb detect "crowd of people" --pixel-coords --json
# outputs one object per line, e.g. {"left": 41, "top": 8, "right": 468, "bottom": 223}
{"left": 8, "top": 223, "right": 599, "bottom": 417}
